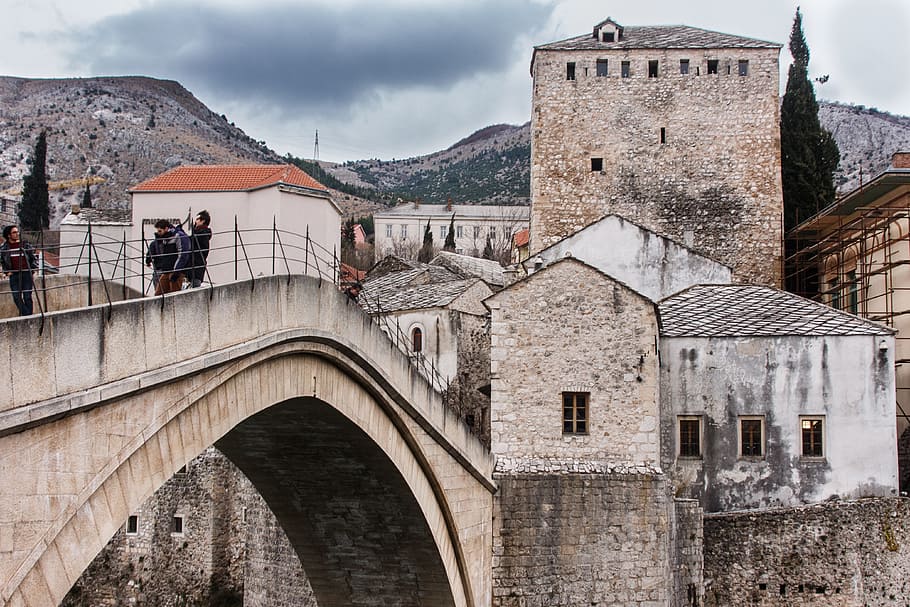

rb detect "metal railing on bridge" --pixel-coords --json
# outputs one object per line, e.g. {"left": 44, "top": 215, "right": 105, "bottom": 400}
{"left": 1, "top": 220, "right": 450, "bottom": 394}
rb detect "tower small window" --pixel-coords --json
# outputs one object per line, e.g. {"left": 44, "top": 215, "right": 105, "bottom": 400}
{"left": 562, "top": 392, "right": 588, "bottom": 435}
{"left": 566, "top": 62, "right": 576, "bottom": 81}
{"left": 126, "top": 515, "right": 139, "bottom": 535}
{"left": 660, "top": 128, "right": 666, "bottom": 144}
{"left": 411, "top": 327, "right": 423, "bottom": 353}
{"left": 680, "top": 59, "right": 690, "bottom": 75}
{"left": 648, "top": 60, "right": 659, "bottom": 78}
{"left": 591, "top": 157, "right": 603, "bottom": 172}
{"left": 596, "top": 59, "right": 608, "bottom": 77}
{"left": 738, "top": 60, "right": 749, "bottom": 76}
{"left": 602, "top": 32, "right": 615, "bottom": 42}
{"left": 707, "top": 60, "right": 719, "bottom": 74}
{"left": 621, "top": 61, "right": 630, "bottom": 78}
{"left": 171, "top": 515, "right": 184, "bottom": 536}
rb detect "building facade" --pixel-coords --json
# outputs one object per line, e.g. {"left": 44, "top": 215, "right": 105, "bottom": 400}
{"left": 373, "top": 203, "right": 529, "bottom": 263}
{"left": 530, "top": 18, "right": 784, "bottom": 285}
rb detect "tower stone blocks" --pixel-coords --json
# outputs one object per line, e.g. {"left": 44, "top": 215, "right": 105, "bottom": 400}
{"left": 530, "top": 19, "right": 784, "bottom": 285}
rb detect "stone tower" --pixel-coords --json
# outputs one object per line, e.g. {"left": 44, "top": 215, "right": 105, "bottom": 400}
{"left": 530, "top": 18, "right": 783, "bottom": 285}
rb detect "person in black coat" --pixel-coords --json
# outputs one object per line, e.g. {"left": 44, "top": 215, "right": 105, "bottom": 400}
{"left": 189, "top": 210, "right": 212, "bottom": 288}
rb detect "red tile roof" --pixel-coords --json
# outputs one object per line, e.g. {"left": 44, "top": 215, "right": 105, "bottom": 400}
{"left": 130, "top": 164, "right": 327, "bottom": 193}
{"left": 514, "top": 228, "right": 530, "bottom": 248}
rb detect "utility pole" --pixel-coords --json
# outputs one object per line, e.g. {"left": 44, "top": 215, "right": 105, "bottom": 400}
{"left": 314, "top": 129, "right": 319, "bottom": 162}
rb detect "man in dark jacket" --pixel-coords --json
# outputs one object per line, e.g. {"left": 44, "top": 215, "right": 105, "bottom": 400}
{"left": 1, "top": 225, "right": 39, "bottom": 315}
{"left": 189, "top": 210, "right": 212, "bottom": 288}
{"left": 148, "top": 219, "right": 190, "bottom": 294}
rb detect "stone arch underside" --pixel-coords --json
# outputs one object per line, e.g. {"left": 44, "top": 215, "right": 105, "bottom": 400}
{"left": 2, "top": 340, "right": 484, "bottom": 607}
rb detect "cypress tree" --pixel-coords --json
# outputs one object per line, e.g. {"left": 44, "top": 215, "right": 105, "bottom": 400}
{"left": 82, "top": 184, "right": 93, "bottom": 209}
{"left": 482, "top": 236, "right": 495, "bottom": 261}
{"left": 418, "top": 219, "right": 434, "bottom": 262}
{"left": 19, "top": 130, "right": 50, "bottom": 232}
{"left": 443, "top": 214, "right": 456, "bottom": 252}
{"left": 341, "top": 216, "right": 356, "bottom": 264}
{"left": 780, "top": 7, "right": 840, "bottom": 232}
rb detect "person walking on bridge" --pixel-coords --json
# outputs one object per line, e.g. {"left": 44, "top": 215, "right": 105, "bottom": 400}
{"left": 149, "top": 219, "right": 190, "bottom": 295}
{"left": 1, "top": 225, "right": 39, "bottom": 316}
{"left": 189, "top": 210, "right": 211, "bottom": 288}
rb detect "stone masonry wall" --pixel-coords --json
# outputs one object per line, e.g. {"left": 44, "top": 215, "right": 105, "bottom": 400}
{"left": 488, "top": 257, "right": 660, "bottom": 466}
{"left": 453, "top": 311, "right": 492, "bottom": 447}
{"left": 703, "top": 497, "right": 910, "bottom": 606}
{"left": 530, "top": 46, "right": 783, "bottom": 285}
{"left": 671, "top": 499, "right": 704, "bottom": 607}
{"left": 493, "top": 472, "right": 674, "bottom": 606}
{"left": 62, "top": 448, "right": 315, "bottom": 607}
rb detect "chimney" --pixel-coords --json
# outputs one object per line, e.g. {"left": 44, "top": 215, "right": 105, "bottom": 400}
{"left": 71, "top": 203, "right": 81, "bottom": 215}
{"left": 892, "top": 151, "right": 910, "bottom": 169}
{"left": 414, "top": 198, "right": 420, "bottom": 209}
{"left": 446, "top": 198, "right": 453, "bottom": 212}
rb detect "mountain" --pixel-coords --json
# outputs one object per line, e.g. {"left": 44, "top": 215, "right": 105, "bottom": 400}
{"left": 0, "top": 76, "right": 289, "bottom": 226}
{"left": 0, "top": 75, "right": 907, "bottom": 227}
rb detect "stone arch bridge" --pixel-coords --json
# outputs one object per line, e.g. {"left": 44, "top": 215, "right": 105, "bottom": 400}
{"left": 0, "top": 275, "right": 495, "bottom": 606}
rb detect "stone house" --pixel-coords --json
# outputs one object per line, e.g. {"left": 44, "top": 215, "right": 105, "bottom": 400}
{"left": 787, "top": 150, "right": 910, "bottom": 490}
{"left": 530, "top": 17, "right": 784, "bottom": 285}
{"left": 660, "top": 284, "right": 897, "bottom": 512}
{"left": 358, "top": 256, "right": 494, "bottom": 442}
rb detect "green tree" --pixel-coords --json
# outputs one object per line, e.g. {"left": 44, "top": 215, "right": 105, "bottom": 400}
{"left": 482, "top": 236, "right": 495, "bottom": 260}
{"left": 18, "top": 130, "right": 50, "bottom": 232}
{"left": 780, "top": 7, "right": 840, "bottom": 232}
{"left": 443, "top": 214, "right": 456, "bottom": 252}
{"left": 82, "top": 184, "right": 93, "bottom": 209}
{"left": 418, "top": 219, "right": 434, "bottom": 262}
{"left": 341, "top": 216, "right": 356, "bottom": 265}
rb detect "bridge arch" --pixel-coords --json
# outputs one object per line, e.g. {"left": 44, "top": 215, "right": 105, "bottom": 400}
{"left": 0, "top": 276, "right": 493, "bottom": 606}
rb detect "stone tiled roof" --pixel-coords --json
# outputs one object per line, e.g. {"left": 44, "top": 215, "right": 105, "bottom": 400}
{"left": 430, "top": 251, "right": 505, "bottom": 287}
{"left": 536, "top": 25, "right": 781, "bottom": 51}
{"left": 61, "top": 206, "right": 132, "bottom": 224}
{"left": 374, "top": 204, "right": 529, "bottom": 219}
{"left": 659, "top": 285, "right": 892, "bottom": 337}
{"left": 129, "top": 164, "right": 326, "bottom": 193}
{"left": 359, "top": 276, "right": 480, "bottom": 314}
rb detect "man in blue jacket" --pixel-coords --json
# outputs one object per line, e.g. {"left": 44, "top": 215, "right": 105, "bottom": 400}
{"left": 150, "top": 219, "right": 191, "bottom": 294}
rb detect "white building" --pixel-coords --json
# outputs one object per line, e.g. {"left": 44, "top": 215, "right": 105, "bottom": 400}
{"left": 373, "top": 203, "right": 529, "bottom": 262}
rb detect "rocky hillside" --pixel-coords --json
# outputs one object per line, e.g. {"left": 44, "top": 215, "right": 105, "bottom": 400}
{"left": 820, "top": 102, "right": 910, "bottom": 192}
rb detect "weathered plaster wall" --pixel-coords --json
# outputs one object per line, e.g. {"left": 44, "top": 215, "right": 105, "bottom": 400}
{"left": 492, "top": 473, "right": 674, "bottom": 606}
{"left": 523, "top": 214, "right": 732, "bottom": 301}
{"left": 703, "top": 497, "right": 910, "bottom": 606}
{"left": 660, "top": 334, "right": 898, "bottom": 512}
{"left": 530, "top": 46, "right": 783, "bottom": 285}
{"left": 488, "top": 257, "right": 660, "bottom": 466}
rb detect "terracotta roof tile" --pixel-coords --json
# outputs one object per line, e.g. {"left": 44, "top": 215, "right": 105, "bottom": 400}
{"left": 514, "top": 228, "right": 529, "bottom": 248}
{"left": 130, "top": 164, "right": 327, "bottom": 193}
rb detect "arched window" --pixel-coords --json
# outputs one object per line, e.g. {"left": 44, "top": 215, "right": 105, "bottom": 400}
{"left": 411, "top": 327, "right": 423, "bottom": 353}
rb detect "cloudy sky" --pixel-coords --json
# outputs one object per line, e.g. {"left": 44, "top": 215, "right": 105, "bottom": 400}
{"left": 2, "top": 0, "right": 908, "bottom": 162}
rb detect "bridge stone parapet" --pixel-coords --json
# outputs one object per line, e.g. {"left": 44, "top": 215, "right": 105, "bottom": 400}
{"left": 0, "top": 275, "right": 494, "bottom": 607}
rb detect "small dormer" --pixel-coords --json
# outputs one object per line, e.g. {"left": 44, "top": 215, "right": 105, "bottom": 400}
{"left": 593, "top": 18, "right": 623, "bottom": 43}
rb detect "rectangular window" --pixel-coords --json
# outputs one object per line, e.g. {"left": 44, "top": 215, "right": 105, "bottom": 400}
{"left": 847, "top": 270, "right": 858, "bottom": 314}
{"left": 648, "top": 60, "right": 659, "bottom": 78}
{"left": 602, "top": 32, "right": 614, "bottom": 42}
{"left": 126, "top": 515, "right": 139, "bottom": 535}
{"left": 659, "top": 127, "right": 666, "bottom": 144}
{"left": 400, "top": 224, "right": 408, "bottom": 238}
{"left": 171, "top": 515, "right": 184, "bottom": 535}
{"left": 591, "top": 157, "right": 603, "bottom": 172}
{"left": 739, "top": 417, "right": 764, "bottom": 457}
{"left": 678, "top": 417, "right": 701, "bottom": 457}
{"left": 440, "top": 225, "right": 447, "bottom": 239}
{"left": 801, "top": 417, "right": 825, "bottom": 458}
{"left": 596, "top": 58, "right": 608, "bottom": 77}
{"left": 680, "top": 59, "right": 690, "bottom": 75}
{"left": 828, "top": 277, "right": 840, "bottom": 310}
{"left": 738, "top": 59, "right": 749, "bottom": 76}
{"left": 707, "top": 59, "right": 719, "bottom": 74}
{"left": 566, "top": 62, "right": 576, "bottom": 81}
{"left": 385, "top": 224, "right": 392, "bottom": 238}
{"left": 456, "top": 225, "right": 463, "bottom": 238}
{"left": 562, "top": 392, "right": 588, "bottom": 434}
{"left": 621, "top": 61, "right": 630, "bottom": 78}
{"left": 489, "top": 226, "right": 496, "bottom": 237}
{"left": 474, "top": 226, "right": 481, "bottom": 239}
